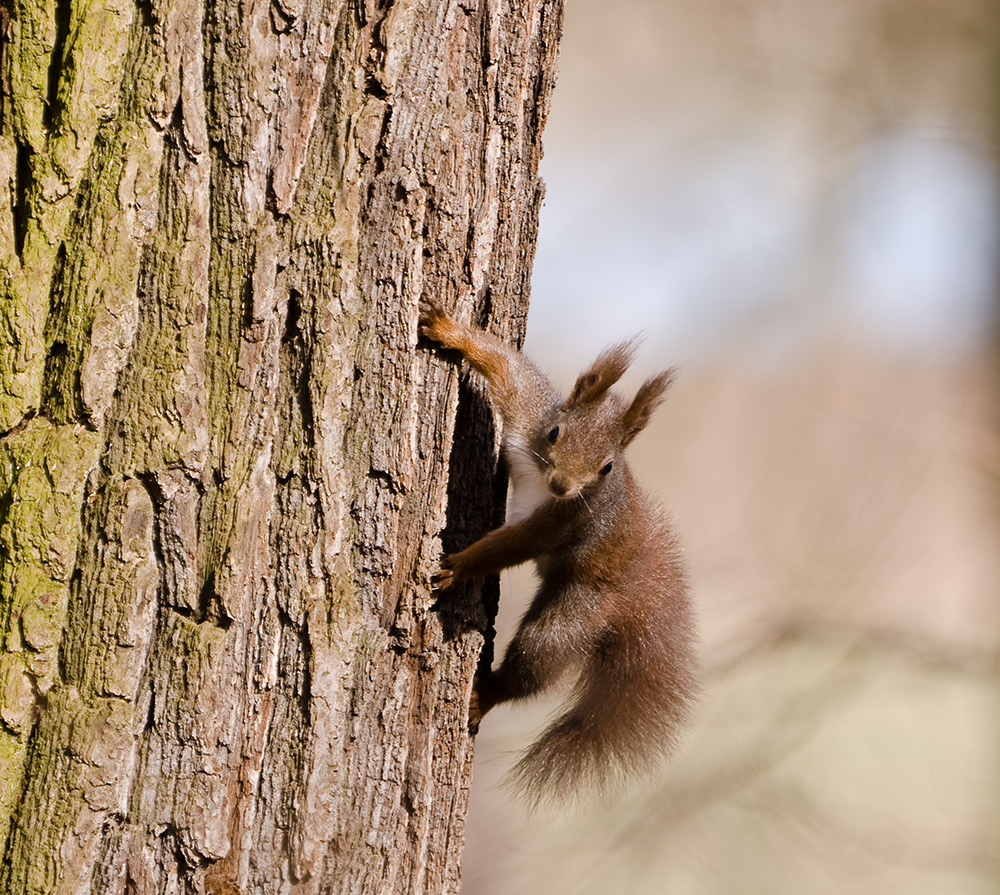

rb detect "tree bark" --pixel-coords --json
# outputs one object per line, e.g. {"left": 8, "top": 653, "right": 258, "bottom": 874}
{"left": 0, "top": 0, "right": 562, "bottom": 890}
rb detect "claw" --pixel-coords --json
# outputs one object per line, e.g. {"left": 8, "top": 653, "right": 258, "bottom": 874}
{"left": 431, "top": 568, "right": 455, "bottom": 591}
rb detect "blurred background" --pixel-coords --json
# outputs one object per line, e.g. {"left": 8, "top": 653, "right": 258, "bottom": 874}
{"left": 462, "top": 1, "right": 1000, "bottom": 893}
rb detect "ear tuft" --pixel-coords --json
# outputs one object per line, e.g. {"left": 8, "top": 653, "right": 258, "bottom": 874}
{"left": 562, "top": 338, "right": 641, "bottom": 409}
{"left": 620, "top": 367, "right": 677, "bottom": 446}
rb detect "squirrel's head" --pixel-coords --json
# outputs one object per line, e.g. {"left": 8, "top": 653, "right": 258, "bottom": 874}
{"left": 534, "top": 339, "right": 676, "bottom": 501}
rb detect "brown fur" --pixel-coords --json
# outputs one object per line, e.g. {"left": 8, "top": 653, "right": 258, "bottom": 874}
{"left": 563, "top": 339, "right": 639, "bottom": 408}
{"left": 419, "top": 297, "right": 697, "bottom": 806}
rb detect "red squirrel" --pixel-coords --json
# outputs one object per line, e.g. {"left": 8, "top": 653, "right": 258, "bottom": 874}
{"left": 420, "top": 297, "right": 697, "bottom": 804}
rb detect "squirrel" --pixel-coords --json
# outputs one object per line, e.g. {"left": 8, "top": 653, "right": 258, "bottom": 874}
{"left": 419, "top": 296, "right": 697, "bottom": 805}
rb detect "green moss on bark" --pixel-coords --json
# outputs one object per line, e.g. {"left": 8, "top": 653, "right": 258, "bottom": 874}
{"left": 0, "top": 418, "right": 98, "bottom": 841}
{"left": 1, "top": 0, "right": 141, "bottom": 432}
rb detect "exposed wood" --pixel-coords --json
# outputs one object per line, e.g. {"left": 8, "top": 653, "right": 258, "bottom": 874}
{"left": 0, "top": 0, "right": 563, "bottom": 890}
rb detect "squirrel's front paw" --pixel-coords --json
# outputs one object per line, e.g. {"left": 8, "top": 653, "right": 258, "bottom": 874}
{"left": 431, "top": 554, "right": 457, "bottom": 590}
{"left": 418, "top": 296, "right": 448, "bottom": 338}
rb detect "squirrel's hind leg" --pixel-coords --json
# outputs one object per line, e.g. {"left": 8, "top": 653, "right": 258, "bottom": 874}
{"left": 483, "top": 581, "right": 608, "bottom": 712}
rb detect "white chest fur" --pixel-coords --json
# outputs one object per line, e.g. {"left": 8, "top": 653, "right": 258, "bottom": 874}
{"left": 504, "top": 434, "right": 550, "bottom": 523}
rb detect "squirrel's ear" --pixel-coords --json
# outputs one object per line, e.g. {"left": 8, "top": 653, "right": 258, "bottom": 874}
{"left": 619, "top": 367, "right": 677, "bottom": 446}
{"left": 563, "top": 339, "right": 639, "bottom": 410}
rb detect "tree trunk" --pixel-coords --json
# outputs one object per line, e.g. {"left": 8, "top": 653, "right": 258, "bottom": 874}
{"left": 0, "top": 0, "right": 562, "bottom": 890}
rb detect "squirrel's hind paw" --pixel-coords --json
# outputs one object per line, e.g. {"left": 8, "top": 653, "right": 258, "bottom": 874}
{"left": 468, "top": 686, "right": 482, "bottom": 734}
{"left": 468, "top": 673, "right": 500, "bottom": 734}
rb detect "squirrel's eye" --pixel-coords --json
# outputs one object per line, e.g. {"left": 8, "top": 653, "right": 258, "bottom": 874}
{"left": 599, "top": 460, "right": 614, "bottom": 476}
{"left": 547, "top": 426, "right": 560, "bottom": 444}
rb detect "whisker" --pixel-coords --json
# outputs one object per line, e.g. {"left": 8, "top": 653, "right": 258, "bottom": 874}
{"left": 526, "top": 447, "right": 548, "bottom": 466}
{"left": 512, "top": 441, "right": 549, "bottom": 469}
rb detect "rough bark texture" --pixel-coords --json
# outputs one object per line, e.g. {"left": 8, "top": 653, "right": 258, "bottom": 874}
{"left": 0, "top": 0, "right": 562, "bottom": 891}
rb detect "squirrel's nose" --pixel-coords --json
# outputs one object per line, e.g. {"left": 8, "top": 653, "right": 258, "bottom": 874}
{"left": 549, "top": 475, "right": 570, "bottom": 497}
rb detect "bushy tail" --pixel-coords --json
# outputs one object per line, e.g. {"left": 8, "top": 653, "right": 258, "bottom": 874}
{"left": 507, "top": 621, "right": 698, "bottom": 808}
